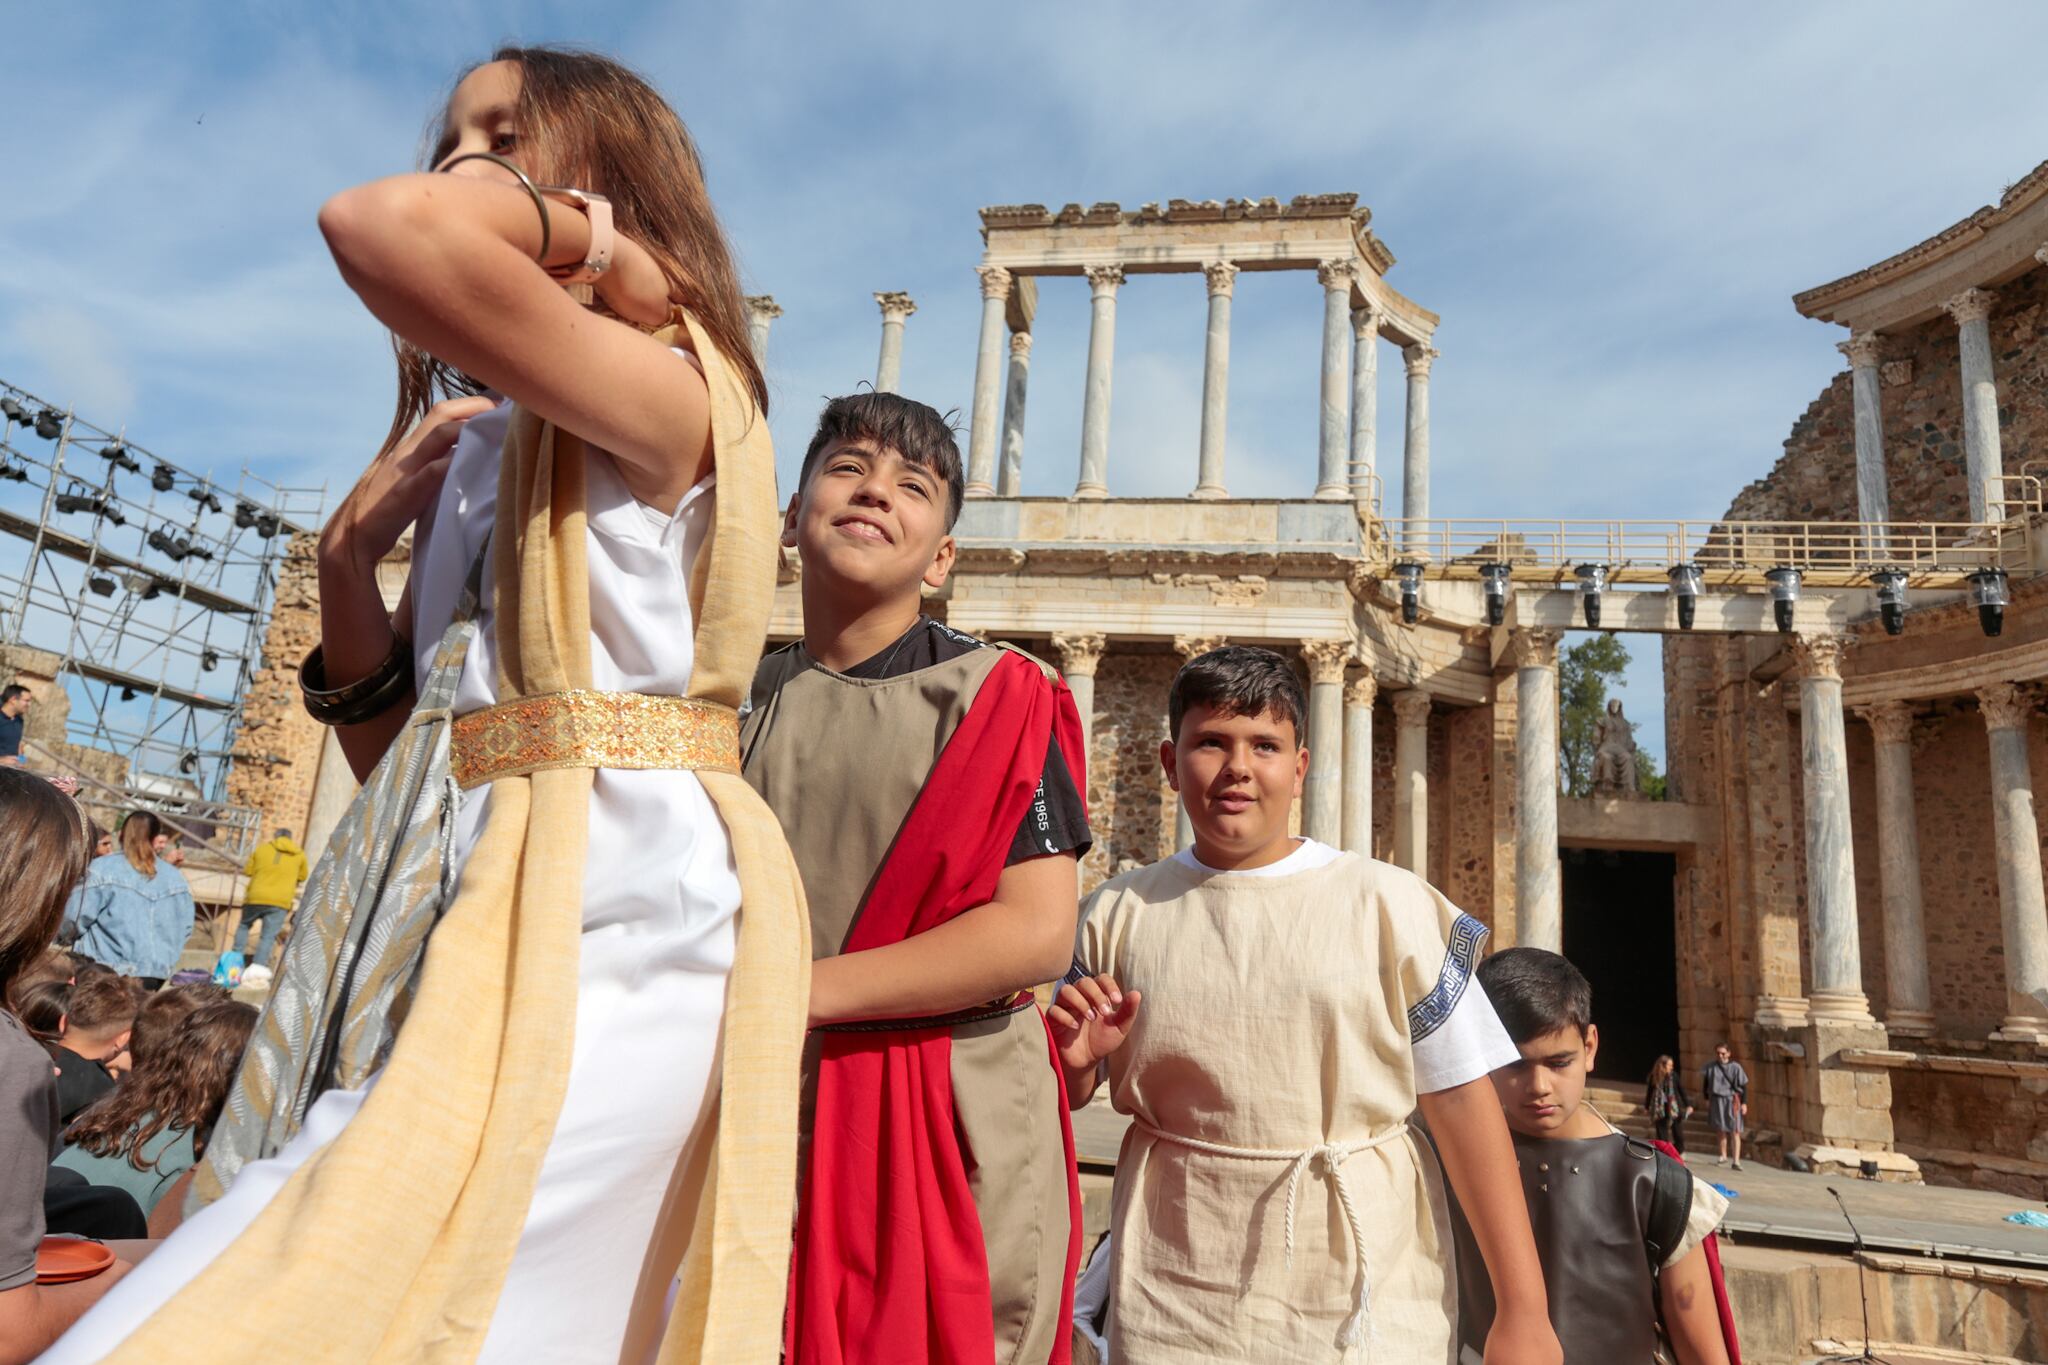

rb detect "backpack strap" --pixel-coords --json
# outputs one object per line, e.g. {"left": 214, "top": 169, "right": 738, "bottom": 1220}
{"left": 1644, "top": 1144, "right": 1694, "bottom": 1269}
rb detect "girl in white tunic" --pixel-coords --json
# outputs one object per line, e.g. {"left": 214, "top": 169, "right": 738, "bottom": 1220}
{"left": 48, "top": 46, "right": 801, "bottom": 1365}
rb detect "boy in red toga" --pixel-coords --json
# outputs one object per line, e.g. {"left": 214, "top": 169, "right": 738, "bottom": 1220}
{"left": 742, "top": 392, "right": 1089, "bottom": 1364}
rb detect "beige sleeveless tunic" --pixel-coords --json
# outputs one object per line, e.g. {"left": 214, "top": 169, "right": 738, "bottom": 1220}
{"left": 1079, "top": 853, "right": 1479, "bottom": 1364}
{"left": 743, "top": 643, "right": 1074, "bottom": 1364}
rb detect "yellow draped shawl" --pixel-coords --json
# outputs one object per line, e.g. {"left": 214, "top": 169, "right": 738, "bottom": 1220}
{"left": 103, "top": 313, "right": 809, "bottom": 1363}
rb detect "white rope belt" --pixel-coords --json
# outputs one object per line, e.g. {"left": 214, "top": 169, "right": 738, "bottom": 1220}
{"left": 1132, "top": 1118, "right": 1410, "bottom": 1352}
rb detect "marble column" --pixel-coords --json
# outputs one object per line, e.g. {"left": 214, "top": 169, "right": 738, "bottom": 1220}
{"left": 1301, "top": 639, "right": 1352, "bottom": 845}
{"left": 1350, "top": 304, "right": 1380, "bottom": 499}
{"left": 873, "top": 291, "right": 916, "bottom": 394}
{"left": 743, "top": 294, "right": 781, "bottom": 367}
{"left": 1512, "top": 629, "right": 1564, "bottom": 952}
{"left": 1193, "top": 261, "right": 1237, "bottom": 500}
{"left": 1838, "top": 331, "right": 1892, "bottom": 555}
{"left": 1342, "top": 671, "right": 1377, "bottom": 855}
{"left": 1171, "top": 633, "right": 1227, "bottom": 849}
{"left": 1392, "top": 689, "right": 1432, "bottom": 874}
{"left": 1314, "top": 259, "right": 1356, "bottom": 500}
{"left": 1075, "top": 265, "right": 1125, "bottom": 499}
{"left": 1402, "top": 345, "right": 1437, "bottom": 539}
{"left": 1793, "top": 635, "right": 1871, "bottom": 1022}
{"left": 1051, "top": 631, "right": 1106, "bottom": 775}
{"left": 1945, "top": 287, "right": 2005, "bottom": 523}
{"left": 964, "top": 266, "right": 1013, "bottom": 496}
{"left": 1977, "top": 683, "right": 2048, "bottom": 1041}
{"left": 998, "top": 331, "right": 1032, "bottom": 497}
{"left": 1855, "top": 701, "right": 1935, "bottom": 1037}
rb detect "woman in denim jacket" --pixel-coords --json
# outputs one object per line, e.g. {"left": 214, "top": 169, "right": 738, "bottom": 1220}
{"left": 64, "top": 812, "right": 195, "bottom": 989}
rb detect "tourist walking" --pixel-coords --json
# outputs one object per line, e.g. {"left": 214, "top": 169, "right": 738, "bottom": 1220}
{"left": 62, "top": 812, "right": 196, "bottom": 990}
{"left": 1702, "top": 1043, "right": 1749, "bottom": 1169}
{"left": 43, "top": 45, "right": 806, "bottom": 1365}
{"left": 1645, "top": 1053, "right": 1695, "bottom": 1157}
{"left": 233, "top": 828, "right": 307, "bottom": 970}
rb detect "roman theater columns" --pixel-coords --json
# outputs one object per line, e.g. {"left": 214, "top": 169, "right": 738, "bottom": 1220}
{"left": 1074, "top": 266, "right": 1125, "bottom": 499}
{"left": 965, "top": 267, "right": 1013, "bottom": 495}
{"left": 1194, "top": 261, "right": 1237, "bottom": 500}
{"left": 1511, "top": 628, "right": 1564, "bottom": 953}
{"left": 1402, "top": 344, "right": 1437, "bottom": 534}
{"left": 873, "top": 291, "right": 916, "bottom": 394}
{"left": 1350, "top": 305, "right": 1380, "bottom": 499}
{"left": 1342, "top": 671, "right": 1376, "bottom": 855}
{"left": 1315, "top": 260, "right": 1355, "bottom": 500}
{"left": 1977, "top": 683, "right": 2048, "bottom": 1042}
{"left": 1793, "top": 635, "right": 1872, "bottom": 1022}
{"left": 743, "top": 295, "right": 781, "bottom": 366}
{"left": 1392, "top": 688, "right": 1432, "bottom": 874}
{"left": 1946, "top": 287, "right": 2005, "bottom": 523}
{"left": 1838, "top": 331, "right": 1891, "bottom": 551}
{"left": 1301, "top": 639, "right": 1351, "bottom": 845}
{"left": 1856, "top": 702, "right": 1935, "bottom": 1037}
{"left": 998, "top": 331, "right": 1031, "bottom": 496}
{"left": 1052, "top": 631, "right": 1106, "bottom": 763}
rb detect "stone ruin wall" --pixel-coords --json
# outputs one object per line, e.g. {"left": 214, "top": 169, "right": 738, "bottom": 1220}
{"left": 1666, "top": 263, "right": 2048, "bottom": 1187}
{"left": 224, "top": 532, "right": 327, "bottom": 849}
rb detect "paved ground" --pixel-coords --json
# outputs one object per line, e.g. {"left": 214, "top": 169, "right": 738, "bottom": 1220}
{"left": 1071, "top": 1093, "right": 2048, "bottom": 1267}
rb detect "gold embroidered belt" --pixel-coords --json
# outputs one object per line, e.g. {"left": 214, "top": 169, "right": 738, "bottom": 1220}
{"left": 450, "top": 690, "right": 741, "bottom": 789}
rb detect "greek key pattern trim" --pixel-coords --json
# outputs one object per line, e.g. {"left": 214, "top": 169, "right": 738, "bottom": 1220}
{"left": 1407, "top": 912, "right": 1490, "bottom": 1044}
{"left": 451, "top": 690, "right": 740, "bottom": 789}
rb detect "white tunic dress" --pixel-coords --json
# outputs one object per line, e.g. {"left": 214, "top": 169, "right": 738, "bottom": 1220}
{"left": 47, "top": 395, "right": 740, "bottom": 1364}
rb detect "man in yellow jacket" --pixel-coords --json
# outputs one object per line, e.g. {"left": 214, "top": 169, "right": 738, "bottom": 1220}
{"left": 238, "top": 829, "right": 309, "bottom": 970}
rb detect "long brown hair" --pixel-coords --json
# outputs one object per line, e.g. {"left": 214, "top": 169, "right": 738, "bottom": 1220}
{"left": 65, "top": 999, "right": 257, "bottom": 1167}
{"left": 119, "top": 809, "right": 161, "bottom": 878}
{"left": 383, "top": 44, "right": 768, "bottom": 454}
{"left": 128, "top": 982, "right": 223, "bottom": 1071}
{"left": 0, "top": 767, "right": 91, "bottom": 1003}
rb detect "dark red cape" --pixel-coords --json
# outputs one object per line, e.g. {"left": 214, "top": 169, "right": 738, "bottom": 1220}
{"left": 1650, "top": 1138, "right": 1741, "bottom": 1364}
{"left": 788, "top": 651, "right": 1086, "bottom": 1364}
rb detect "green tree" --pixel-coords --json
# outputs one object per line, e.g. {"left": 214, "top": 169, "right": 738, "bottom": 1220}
{"left": 1635, "top": 748, "right": 1668, "bottom": 801}
{"left": 1558, "top": 634, "right": 1631, "bottom": 797}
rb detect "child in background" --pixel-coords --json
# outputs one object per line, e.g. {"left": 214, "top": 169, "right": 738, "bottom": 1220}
{"left": 47, "top": 972, "right": 139, "bottom": 1124}
{"left": 1061, "top": 646, "right": 1559, "bottom": 1364}
{"left": 1454, "top": 948, "right": 1736, "bottom": 1365}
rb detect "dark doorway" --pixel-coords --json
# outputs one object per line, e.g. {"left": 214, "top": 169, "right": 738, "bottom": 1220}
{"left": 1561, "top": 848, "right": 1678, "bottom": 1083}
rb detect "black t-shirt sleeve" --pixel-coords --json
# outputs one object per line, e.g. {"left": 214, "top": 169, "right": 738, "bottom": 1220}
{"left": 1006, "top": 731, "right": 1092, "bottom": 865}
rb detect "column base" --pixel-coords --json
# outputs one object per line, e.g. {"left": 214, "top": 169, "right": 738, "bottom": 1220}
{"left": 1991, "top": 1015, "right": 2048, "bottom": 1044}
{"left": 1072, "top": 483, "right": 1108, "bottom": 501}
{"left": 1190, "top": 483, "right": 1228, "bottom": 501}
{"left": 1808, "top": 989, "right": 1874, "bottom": 1023}
{"left": 1883, "top": 1009, "right": 1937, "bottom": 1038}
{"left": 1312, "top": 482, "right": 1350, "bottom": 501}
{"left": 963, "top": 481, "right": 996, "bottom": 498}
{"left": 1753, "top": 995, "right": 1811, "bottom": 1030}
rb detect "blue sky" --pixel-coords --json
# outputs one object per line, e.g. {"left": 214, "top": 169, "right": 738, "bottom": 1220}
{"left": 6, "top": 2, "right": 2047, "bottom": 767}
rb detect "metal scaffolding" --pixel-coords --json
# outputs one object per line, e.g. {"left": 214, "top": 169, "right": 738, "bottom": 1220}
{"left": 0, "top": 378, "right": 323, "bottom": 862}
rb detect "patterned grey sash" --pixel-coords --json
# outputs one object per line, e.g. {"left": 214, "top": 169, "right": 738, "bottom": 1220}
{"left": 195, "top": 548, "right": 486, "bottom": 1206}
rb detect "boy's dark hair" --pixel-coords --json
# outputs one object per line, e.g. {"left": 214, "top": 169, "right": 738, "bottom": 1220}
{"left": 798, "top": 392, "right": 964, "bottom": 529}
{"left": 1476, "top": 947, "right": 1593, "bottom": 1044}
{"left": 1167, "top": 645, "right": 1307, "bottom": 744}
{"left": 65, "top": 970, "right": 138, "bottom": 1035}
{"left": 1, "top": 684, "right": 29, "bottom": 706}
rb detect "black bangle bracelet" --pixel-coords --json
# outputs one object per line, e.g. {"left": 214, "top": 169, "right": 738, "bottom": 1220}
{"left": 301, "top": 636, "right": 413, "bottom": 728}
{"left": 438, "top": 152, "right": 551, "bottom": 266}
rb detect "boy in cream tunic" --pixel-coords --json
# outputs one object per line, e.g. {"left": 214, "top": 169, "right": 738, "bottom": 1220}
{"left": 1059, "top": 647, "right": 1562, "bottom": 1364}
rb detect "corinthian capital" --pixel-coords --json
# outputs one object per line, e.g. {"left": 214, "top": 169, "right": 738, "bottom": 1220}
{"left": 975, "top": 265, "right": 1013, "bottom": 300}
{"left": 1301, "top": 637, "right": 1353, "bottom": 684}
{"left": 1051, "top": 630, "right": 1107, "bottom": 678}
{"left": 1316, "top": 257, "right": 1356, "bottom": 292}
{"left": 1403, "top": 344, "right": 1438, "bottom": 377}
{"left": 1506, "top": 627, "right": 1562, "bottom": 670}
{"left": 1944, "top": 287, "right": 1996, "bottom": 327}
{"left": 1855, "top": 699, "right": 1915, "bottom": 747}
{"left": 1008, "top": 330, "right": 1034, "bottom": 359}
{"left": 1837, "top": 331, "right": 1882, "bottom": 369}
{"left": 1085, "top": 265, "right": 1126, "bottom": 297}
{"left": 874, "top": 291, "right": 917, "bottom": 321}
{"left": 1392, "top": 689, "right": 1433, "bottom": 726}
{"left": 1202, "top": 260, "right": 1239, "bottom": 297}
{"left": 1173, "top": 633, "right": 1226, "bottom": 661}
{"left": 1351, "top": 303, "right": 1383, "bottom": 340}
{"left": 1345, "top": 672, "right": 1379, "bottom": 708}
{"left": 1978, "top": 682, "right": 2036, "bottom": 732}
{"left": 1790, "top": 633, "right": 1850, "bottom": 682}
{"left": 744, "top": 294, "right": 782, "bottom": 322}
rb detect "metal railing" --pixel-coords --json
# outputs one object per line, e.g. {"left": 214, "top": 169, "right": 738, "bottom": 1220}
{"left": 1363, "top": 516, "right": 2024, "bottom": 586}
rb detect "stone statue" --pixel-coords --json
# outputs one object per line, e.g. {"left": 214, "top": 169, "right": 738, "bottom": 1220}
{"left": 1591, "top": 698, "right": 1639, "bottom": 798}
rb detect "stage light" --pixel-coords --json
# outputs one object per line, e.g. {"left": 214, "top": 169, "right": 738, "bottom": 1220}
{"left": 200, "top": 649, "right": 219, "bottom": 672}
{"left": 1574, "top": 563, "right": 1608, "bottom": 629}
{"left": 1480, "top": 562, "right": 1511, "bottom": 627}
{"left": 255, "top": 513, "right": 280, "bottom": 539}
{"left": 1667, "top": 563, "right": 1703, "bottom": 630}
{"left": 178, "top": 750, "right": 200, "bottom": 775}
{"left": 119, "top": 687, "right": 136, "bottom": 702}
{"left": 188, "top": 485, "right": 222, "bottom": 514}
{"left": 1393, "top": 560, "right": 1425, "bottom": 625}
{"left": 140, "top": 579, "right": 161, "bottom": 601}
{"left": 1870, "top": 568, "right": 1908, "bottom": 636}
{"left": 147, "top": 528, "right": 187, "bottom": 561}
{"left": 0, "top": 459, "right": 27, "bottom": 483}
{"left": 1969, "top": 568, "right": 2010, "bottom": 638}
{"left": 54, "top": 492, "right": 88, "bottom": 515}
{"left": 0, "top": 398, "right": 24, "bottom": 425}
{"left": 151, "top": 465, "right": 176, "bottom": 492}
{"left": 33, "top": 410, "right": 62, "bottom": 440}
{"left": 1765, "top": 566, "right": 1802, "bottom": 634}
{"left": 100, "top": 442, "right": 139, "bottom": 474}
{"left": 233, "top": 501, "right": 258, "bottom": 529}
{"left": 86, "top": 574, "right": 115, "bottom": 598}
